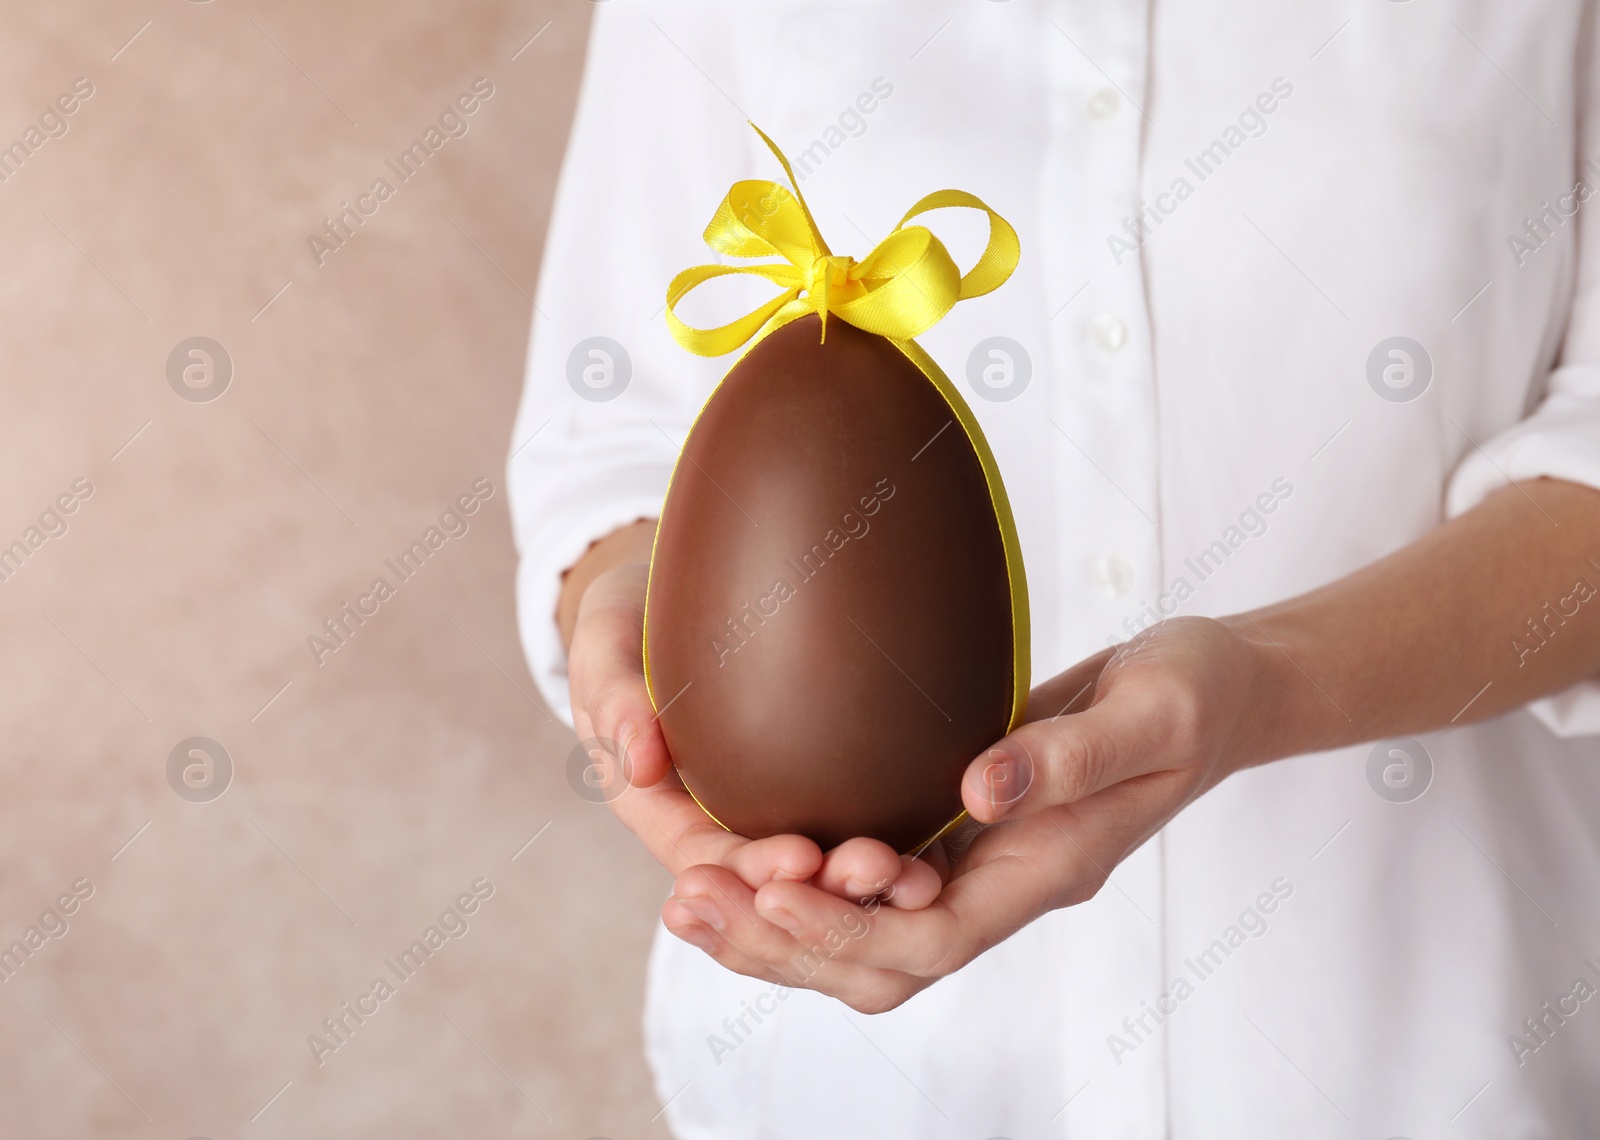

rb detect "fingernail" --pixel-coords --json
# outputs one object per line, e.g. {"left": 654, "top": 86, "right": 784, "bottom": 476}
{"left": 981, "top": 748, "right": 1016, "bottom": 808}
{"left": 679, "top": 896, "right": 725, "bottom": 932}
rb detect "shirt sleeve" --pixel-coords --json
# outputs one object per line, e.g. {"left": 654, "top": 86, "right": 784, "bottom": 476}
{"left": 505, "top": 5, "right": 755, "bottom": 725}
{"left": 1444, "top": 9, "right": 1600, "bottom": 738}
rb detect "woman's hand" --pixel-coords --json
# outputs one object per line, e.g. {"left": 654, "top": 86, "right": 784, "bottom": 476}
{"left": 657, "top": 478, "right": 1600, "bottom": 1010}
{"left": 563, "top": 521, "right": 940, "bottom": 905}
{"left": 660, "top": 616, "right": 1269, "bottom": 1012}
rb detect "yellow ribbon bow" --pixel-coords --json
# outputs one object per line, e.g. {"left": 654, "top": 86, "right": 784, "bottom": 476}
{"left": 665, "top": 124, "right": 1020, "bottom": 356}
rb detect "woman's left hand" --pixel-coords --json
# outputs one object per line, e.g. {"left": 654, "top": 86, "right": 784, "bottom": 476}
{"left": 660, "top": 615, "right": 1269, "bottom": 1013}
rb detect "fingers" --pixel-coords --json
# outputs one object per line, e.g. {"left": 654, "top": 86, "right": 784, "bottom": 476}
{"left": 955, "top": 643, "right": 1119, "bottom": 824}
{"left": 567, "top": 571, "right": 776, "bottom": 874}
{"left": 811, "top": 838, "right": 901, "bottom": 901}
{"left": 753, "top": 796, "right": 1134, "bottom": 977}
{"left": 567, "top": 564, "right": 675, "bottom": 789}
{"left": 665, "top": 871, "right": 864, "bottom": 986}
{"left": 570, "top": 680, "right": 669, "bottom": 789}
{"left": 723, "top": 834, "right": 824, "bottom": 888}
{"left": 662, "top": 896, "right": 796, "bottom": 987}
{"left": 754, "top": 880, "right": 966, "bottom": 977}
{"left": 567, "top": 566, "right": 830, "bottom": 883}
{"left": 667, "top": 783, "right": 1168, "bottom": 1004}
{"left": 569, "top": 562, "right": 939, "bottom": 913}
{"left": 805, "top": 838, "right": 944, "bottom": 910}
{"left": 1021, "top": 646, "right": 1114, "bottom": 723}
{"left": 668, "top": 865, "right": 794, "bottom": 964}
{"left": 666, "top": 865, "right": 908, "bottom": 1008}
{"left": 615, "top": 718, "right": 672, "bottom": 792}
{"left": 606, "top": 770, "right": 755, "bottom": 875}
{"left": 882, "top": 855, "right": 943, "bottom": 910}
{"left": 962, "top": 671, "right": 1186, "bottom": 823}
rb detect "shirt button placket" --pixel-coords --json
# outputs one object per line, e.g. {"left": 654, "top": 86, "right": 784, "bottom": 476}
{"left": 1044, "top": 0, "right": 1166, "bottom": 1135}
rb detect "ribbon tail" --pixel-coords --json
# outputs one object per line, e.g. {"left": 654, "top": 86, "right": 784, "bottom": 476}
{"left": 748, "top": 122, "right": 831, "bottom": 259}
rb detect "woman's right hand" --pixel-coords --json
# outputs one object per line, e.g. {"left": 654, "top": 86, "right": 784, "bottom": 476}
{"left": 562, "top": 521, "right": 942, "bottom": 916}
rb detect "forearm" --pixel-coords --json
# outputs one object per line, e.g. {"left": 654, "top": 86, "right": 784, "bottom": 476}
{"left": 1228, "top": 477, "right": 1600, "bottom": 765}
{"left": 556, "top": 518, "right": 658, "bottom": 651}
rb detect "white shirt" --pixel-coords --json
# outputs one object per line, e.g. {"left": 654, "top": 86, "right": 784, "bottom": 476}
{"left": 508, "top": 3, "right": 1600, "bottom": 1136}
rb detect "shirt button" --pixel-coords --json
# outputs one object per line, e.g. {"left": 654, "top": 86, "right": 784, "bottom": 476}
{"left": 1091, "top": 553, "right": 1135, "bottom": 599}
{"left": 1085, "top": 88, "right": 1120, "bottom": 122}
{"left": 1089, "top": 314, "right": 1128, "bottom": 354}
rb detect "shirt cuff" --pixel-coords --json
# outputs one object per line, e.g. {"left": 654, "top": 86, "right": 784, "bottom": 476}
{"left": 1445, "top": 365, "right": 1600, "bottom": 737}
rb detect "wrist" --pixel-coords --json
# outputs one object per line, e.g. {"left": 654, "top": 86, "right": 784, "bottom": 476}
{"left": 1219, "top": 610, "right": 1346, "bottom": 769}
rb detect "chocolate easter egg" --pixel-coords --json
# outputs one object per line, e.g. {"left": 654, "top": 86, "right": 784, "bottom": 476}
{"left": 644, "top": 312, "right": 1028, "bottom": 852}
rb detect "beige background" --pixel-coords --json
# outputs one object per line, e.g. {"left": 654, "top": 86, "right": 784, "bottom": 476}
{"left": 0, "top": 2, "right": 676, "bottom": 1136}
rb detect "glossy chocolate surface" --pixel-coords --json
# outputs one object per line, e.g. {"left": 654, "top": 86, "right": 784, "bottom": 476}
{"left": 646, "top": 313, "right": 1015, "bottom": 851}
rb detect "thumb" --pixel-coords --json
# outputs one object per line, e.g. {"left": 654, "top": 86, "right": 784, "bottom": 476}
{"left": 961, "top": 672, "right": 1183, "bottom": 823}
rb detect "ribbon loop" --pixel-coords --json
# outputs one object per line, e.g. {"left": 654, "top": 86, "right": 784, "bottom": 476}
{"left": 894, "top": 189, "right": 1020, "bottom": 301}
{"left": 665, "top": 124, "right": 1019, "bottom": 357}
